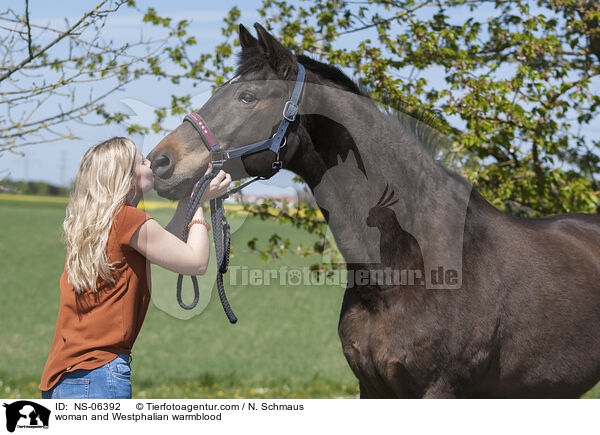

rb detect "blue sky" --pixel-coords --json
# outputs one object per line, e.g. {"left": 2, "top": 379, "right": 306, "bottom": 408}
{"left": 2, "top": 1, "right": 599, "bottom": 197}
{"left": 1, "top": 0, "right": 306, "bottom": 197}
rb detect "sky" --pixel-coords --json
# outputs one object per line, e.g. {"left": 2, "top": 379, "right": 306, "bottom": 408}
{"left": 1, "top": 1, "right": 599, "bottom": 198}
{"left": 1, "top": 0, "right": 306, "bottom": 197}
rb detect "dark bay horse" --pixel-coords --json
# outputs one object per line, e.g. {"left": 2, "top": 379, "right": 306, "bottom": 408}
{"left": 148, "top": 23, "right": 600, "bottom": 398}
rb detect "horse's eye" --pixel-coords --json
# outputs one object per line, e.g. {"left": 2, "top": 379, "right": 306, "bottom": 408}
{"left": 239, "top": 91, "right": 257, "bottom": 104}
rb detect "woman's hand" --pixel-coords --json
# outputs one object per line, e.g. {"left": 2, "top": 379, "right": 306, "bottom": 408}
{"left": 167, "top": 164, "right": 232, "bottom": 235}
{"left": 191, "top": 163, "right": 232, "bottom": 203}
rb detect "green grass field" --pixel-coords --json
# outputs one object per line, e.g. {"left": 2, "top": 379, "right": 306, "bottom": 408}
{"left": 0, "top": 197, "right": 357, "bottom": 399}
{"left": 0, "top": 196, "right": 598, "bottom": 399}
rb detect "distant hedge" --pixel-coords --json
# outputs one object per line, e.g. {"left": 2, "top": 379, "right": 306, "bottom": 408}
{"left": 0, "top": 179, "right": 70, "bottom": 196}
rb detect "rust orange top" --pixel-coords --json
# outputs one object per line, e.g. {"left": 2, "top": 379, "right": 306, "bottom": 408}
{"left": 39, "top": 203, "right": 153, "bottom": 392}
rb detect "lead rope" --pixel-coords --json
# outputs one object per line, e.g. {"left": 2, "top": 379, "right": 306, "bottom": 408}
{"left": 176, "top": 170, "right": 236, "bottom": 323}
{"left": 209, "top": 195, "right": 235, "bottom": 322}
{"left": 176, "top": 171, "right": 270, "bottom": 323}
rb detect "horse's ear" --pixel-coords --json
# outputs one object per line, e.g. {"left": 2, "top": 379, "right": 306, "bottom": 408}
{"left": 253, "top": 23, "right": 296, "bottom": 76}
{"left": 239, "top": 24, "right": 259, "bottom": 51}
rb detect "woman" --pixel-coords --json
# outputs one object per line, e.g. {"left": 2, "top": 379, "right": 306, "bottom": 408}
{"left": 39, "top": 137, "right": 231, "bottom": 399}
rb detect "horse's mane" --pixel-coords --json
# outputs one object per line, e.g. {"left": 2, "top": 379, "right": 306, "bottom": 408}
{"left": 296, "top": 54, "right": 363, "bottom": 95}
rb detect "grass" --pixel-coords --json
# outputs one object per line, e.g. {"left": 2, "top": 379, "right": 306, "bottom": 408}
{"left": 1, "top": 196, "right": 598, "bottom": 399}
{"left": 0, "top": 375, "right": 359, "bottom": 399}
{"left": 0, "top": 196, "right": 357, "bottom": 399}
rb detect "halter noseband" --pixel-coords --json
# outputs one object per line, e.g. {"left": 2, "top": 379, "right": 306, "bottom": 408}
{"left": 183, "top": 63, "right": 306, "bottom": 177}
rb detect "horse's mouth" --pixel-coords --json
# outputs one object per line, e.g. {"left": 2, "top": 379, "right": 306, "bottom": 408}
{"left": 154, "top": 177, "right": 195, "bottom": 200}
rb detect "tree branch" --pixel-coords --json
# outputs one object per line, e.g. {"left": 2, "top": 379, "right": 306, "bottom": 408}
{"left": 24, "top": 0, "right": 32, "bottom": 58}
{"left": 0, "top": 0, "right": 110, "bottom": 83}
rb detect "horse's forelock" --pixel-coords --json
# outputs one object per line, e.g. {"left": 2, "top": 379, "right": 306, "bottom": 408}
{"left": 235, "top": 46, "right": 266, "bottom": 77}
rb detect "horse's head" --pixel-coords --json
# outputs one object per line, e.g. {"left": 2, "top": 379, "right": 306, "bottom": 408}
{"left": 148, "top": 24, "right": 307, "bottom": 199}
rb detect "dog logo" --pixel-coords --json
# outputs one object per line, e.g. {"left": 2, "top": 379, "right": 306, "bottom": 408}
{"left": 3, "top": 401, "right": 51, "bottom": 432}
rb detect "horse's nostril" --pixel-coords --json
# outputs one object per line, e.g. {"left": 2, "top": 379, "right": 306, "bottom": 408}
{"left": 151, "top": 152, "right": 174, "bottom": 178}
{"left": 154, "top": 154, "right": 169, "bottom": 167}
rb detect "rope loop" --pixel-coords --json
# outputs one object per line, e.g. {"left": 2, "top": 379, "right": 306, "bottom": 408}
{"left": 176, "top": 172, "right": 237, "bottom": 323}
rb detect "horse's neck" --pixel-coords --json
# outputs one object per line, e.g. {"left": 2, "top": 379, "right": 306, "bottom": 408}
{"left": 378, "top": 214, "right": 425, "bottom": 271}
{"left": 292, "top": 85, "right": 474, "bottom": 289}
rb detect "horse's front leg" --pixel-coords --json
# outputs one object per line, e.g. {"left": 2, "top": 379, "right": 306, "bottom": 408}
{"left": 359, "top": 381, "right": 372, "bottom": 398}
{"left": 421, "top": 379, "right": 457, "bottom": 398}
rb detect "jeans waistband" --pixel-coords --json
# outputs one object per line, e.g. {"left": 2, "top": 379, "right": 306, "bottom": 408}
{"left": 116, "top": 353, "right": 132, "bottom": 364}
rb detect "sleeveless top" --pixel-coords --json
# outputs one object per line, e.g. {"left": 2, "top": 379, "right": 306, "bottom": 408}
{"left": 39, "top": 203, "right": 153, "bottom": 391}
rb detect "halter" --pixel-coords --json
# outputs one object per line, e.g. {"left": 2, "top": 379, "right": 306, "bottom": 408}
{"left": 174, "top": 63, "right": 306, "bottom": 322}
{"left": 183, "top": 63, "right": 305, "bottom": 177}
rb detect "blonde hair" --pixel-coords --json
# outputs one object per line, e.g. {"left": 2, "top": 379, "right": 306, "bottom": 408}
{"left": 63, "top": 137, "right": 138, "bottom": 294}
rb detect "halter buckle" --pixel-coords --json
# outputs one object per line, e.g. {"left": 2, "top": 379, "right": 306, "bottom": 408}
{"left": 211, "top": 151, "right": 226, "bottom": 164}
{"left": 283, "top": 101, "right": 298, "bottom": 122}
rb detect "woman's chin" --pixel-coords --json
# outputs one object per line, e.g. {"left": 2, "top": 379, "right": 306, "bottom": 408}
{"left": 143, "top": 184, "right": 155, "bottom": 195}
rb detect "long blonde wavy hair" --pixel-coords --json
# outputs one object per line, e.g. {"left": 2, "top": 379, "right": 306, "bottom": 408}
{"left": 63, "top": 137, "right": 138, "bottom": 294}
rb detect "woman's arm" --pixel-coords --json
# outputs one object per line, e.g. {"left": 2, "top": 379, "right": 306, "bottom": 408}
{"left": 130, "top": 166, "right": 231, "bottom": 276}
{"left": 131, "top": 207, "right": 210, "bottom": 276}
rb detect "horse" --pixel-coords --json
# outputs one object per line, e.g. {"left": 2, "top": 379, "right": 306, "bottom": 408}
{"left": 147, "top": 23, "right": 600, "bottom": 398}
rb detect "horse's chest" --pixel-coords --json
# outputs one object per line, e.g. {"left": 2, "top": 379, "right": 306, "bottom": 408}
{"left": 338, "top": 287, "right": 422, "bottom": 396}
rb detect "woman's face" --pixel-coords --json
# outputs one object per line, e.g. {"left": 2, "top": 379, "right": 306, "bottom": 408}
{"left": 133, "top": 149, "right": 154, "bottom": 194}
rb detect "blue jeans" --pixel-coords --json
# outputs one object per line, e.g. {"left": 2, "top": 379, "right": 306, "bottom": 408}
{"left": 41, "top": 353, "right": 132, "bottom": 399}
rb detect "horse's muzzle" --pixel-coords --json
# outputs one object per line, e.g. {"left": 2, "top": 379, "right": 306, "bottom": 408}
{"left": 149, "top": 150, "right": 174, "bottom": 179}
